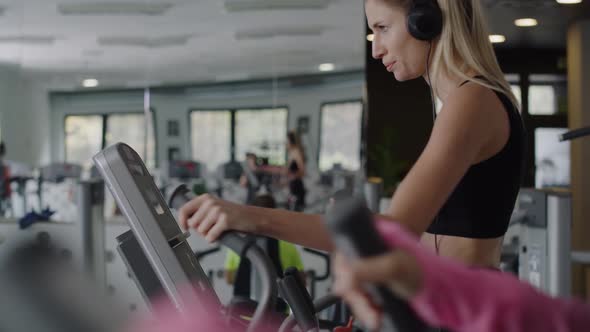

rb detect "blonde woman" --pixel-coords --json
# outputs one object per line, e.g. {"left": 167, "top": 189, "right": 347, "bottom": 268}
{"left": 178, "top": 0, "right": 524, "bottom": 321}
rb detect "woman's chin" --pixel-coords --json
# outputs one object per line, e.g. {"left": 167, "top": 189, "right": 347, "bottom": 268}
{"left": 392, "top": 71, "right": 417, "bottom": 82}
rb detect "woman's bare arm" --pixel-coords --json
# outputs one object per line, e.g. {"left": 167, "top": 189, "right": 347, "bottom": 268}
{"left": 179, "top": 197, "right": 333, "bottom": 251}
{"left": 252, "top": 207, "right": 333, "bottom": 251}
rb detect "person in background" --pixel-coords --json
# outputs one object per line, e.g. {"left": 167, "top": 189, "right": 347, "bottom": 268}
{"left": 0, "top": 142, "right": 11, "bottom": 215}
{"left": 224, "top": 194, "right": 305, "bottom": 291}
{"left": 286, "top": 131, "right": 306, "bottom": 211}
{"left": 239, "top": 152, "right": 261, "bottom": 204}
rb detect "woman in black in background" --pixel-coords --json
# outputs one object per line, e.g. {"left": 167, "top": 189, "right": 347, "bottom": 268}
{"left": 286, "top": 131, "right": 306, "bottom": 211}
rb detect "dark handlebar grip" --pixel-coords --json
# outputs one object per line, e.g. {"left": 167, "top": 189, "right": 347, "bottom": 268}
{"left": 325, "top": 196, "right": 429, "bottom": 332}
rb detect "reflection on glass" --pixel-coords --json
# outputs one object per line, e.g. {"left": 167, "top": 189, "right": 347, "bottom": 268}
{"left": 235, "top": 108, "right": 288, "bottom": 165}
{"left": 319, "top": 101, "right": 363, "bottom": 171}
{"left": 106, "top": 113, "right": 156, "bottom": 168}
{"left": 191, "top": 111, "right": 231, "bottom": 171}
{"left": 65, "top": 115, "right": 103, "bottom": 168}
{"left": 535, "top": 128, "right": 570, "bottom": 188}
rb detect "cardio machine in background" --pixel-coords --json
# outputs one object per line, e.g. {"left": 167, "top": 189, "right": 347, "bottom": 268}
{"left": 500, "top": 126, "right": 590, "bottom": 298}
{"left": 160, "top": 159, "right": 208, "bottom": 200}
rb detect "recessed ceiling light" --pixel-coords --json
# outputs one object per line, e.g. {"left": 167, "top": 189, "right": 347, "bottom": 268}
{"left": 318, "top": 63, "right": 334, "bottom": 72}
{"left": 82, "top": 78, "right": 99, "bottom": 88}
{"left": 515, "top": 18, "right": 538, "bottom": 27}
{"left": 489, "top": 34, "right": 506, "bottom": 43}
{"left": 556, "top": 0, "right": 582, "bottom": 4}
{"left": 366, "top": 34, "right": 374, "bottom": 42}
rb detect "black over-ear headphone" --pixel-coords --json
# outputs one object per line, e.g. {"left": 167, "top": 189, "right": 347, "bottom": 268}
{"left": 407, "top": 0, "right": 443, "bottom": 41}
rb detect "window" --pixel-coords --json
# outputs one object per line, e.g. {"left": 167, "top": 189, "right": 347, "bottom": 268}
{"left": 319, "top": 101, "right": 363, "bottom": 171}
{"left": 535, "top": 128, "right": 570, "bottom": 188}
{"left": 64, "top": 112, "right": 156, "bottom": 169}
{"left": 235, "top": 108, "right": 288, "bottom": 165}
{"left": 65, "top": 115, "right": 104, "bottom": 168}
{"left": 529, "top": 86, "right": 556, "bottom": 115}
{"left": 106, "top": 113, "right": 156, "bottom": 168}
{"left": 190, "top": 107, "right": 288, "bottom": 171}
{"left": 190, "top": 111, "right": 231, "bottom": 172}
{"left": 528, "top": 74, "right": 567, "bottom": 115}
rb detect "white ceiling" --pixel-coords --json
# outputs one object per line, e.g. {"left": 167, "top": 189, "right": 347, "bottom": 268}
{"left": 0, "top": 0, "right": 366, "bottom": 89}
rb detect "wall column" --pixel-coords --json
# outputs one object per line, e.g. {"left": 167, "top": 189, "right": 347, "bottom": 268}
{"left": 567, "top": 19, "right": 590, "bottom": 298}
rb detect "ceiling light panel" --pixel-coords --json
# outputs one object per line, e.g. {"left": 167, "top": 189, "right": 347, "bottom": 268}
{"left": 58, "top": 2, "right": 173, "bottom": 16}
{"left": 224, "top": 0, "right": 330, "bottom": 12}
{"left": 98, "top": 35, "right": 192, "bottom": 48}
{"left": 489, "top": 34, "right": 506, "bottom": 43}
{"left": 0, "top": 36, "right": 57, "bottom": 45}
{"left": 514, "top": 18, "right": 538, "bottom": 27}
{"left": 235, "top": 26, "right": 325, "bottom": 40}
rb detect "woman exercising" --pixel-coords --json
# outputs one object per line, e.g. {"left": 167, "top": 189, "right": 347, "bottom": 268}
{"left": 179, "top": 0, "right": 524, "bottom": 269}
{"left": 179, "top": 2, "right": 525, "bottom": 329}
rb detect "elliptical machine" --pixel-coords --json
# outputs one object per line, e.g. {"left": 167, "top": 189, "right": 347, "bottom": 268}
{"left": 93, "top": 143, "right": 428, "bottom": 332}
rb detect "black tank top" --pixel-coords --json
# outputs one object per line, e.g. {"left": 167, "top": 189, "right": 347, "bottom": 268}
{"left": 426, "top": 82, "right": 526, "bottom": 239}
{"left": 288, "top": 159, "right": 299, "bottom": 174}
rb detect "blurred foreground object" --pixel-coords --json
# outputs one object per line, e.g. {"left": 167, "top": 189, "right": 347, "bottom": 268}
{"left": 0, "top": 236, "right": 126, "bottom": 332}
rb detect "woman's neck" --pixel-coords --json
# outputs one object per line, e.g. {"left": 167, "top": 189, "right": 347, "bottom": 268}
{"left": 423, "top": 69, "right": 479, "bottom": 105}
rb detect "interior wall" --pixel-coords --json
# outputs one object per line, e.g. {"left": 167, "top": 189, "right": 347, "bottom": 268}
{"left": 0, "top": 65, "right": 52, "bottom": 167}
{"left": 50, "top": 72, "right": 364, "bottom": 171}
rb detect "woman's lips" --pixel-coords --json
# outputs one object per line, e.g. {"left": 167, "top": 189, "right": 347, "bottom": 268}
{"left": 386, "top": 62, "right": 395, "bottom": 71}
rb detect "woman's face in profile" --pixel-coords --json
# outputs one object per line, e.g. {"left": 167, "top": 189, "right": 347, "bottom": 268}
{"left": 365, "top": 0, "right": 430, "bottom": 81}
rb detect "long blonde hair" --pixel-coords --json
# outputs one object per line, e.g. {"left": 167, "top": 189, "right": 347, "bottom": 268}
{"left": 386, "top": 0, "right": 519, "bottom": 110}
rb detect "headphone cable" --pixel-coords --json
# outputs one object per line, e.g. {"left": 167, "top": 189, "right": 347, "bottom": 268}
{"left": 425, "top": 40, "right": 442, "bottom": 256}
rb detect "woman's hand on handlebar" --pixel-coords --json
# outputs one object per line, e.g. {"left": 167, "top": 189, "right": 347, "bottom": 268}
{"left": 332, "top": 251, "right": 424, "bottom": 330}
{"left": 178, "top": 194, "right": 255, "bottom": 242}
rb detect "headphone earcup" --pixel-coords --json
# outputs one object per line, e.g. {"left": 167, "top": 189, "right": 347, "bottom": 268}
{"left": 407, "top": 0, "right": 443, "bottom": 41}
